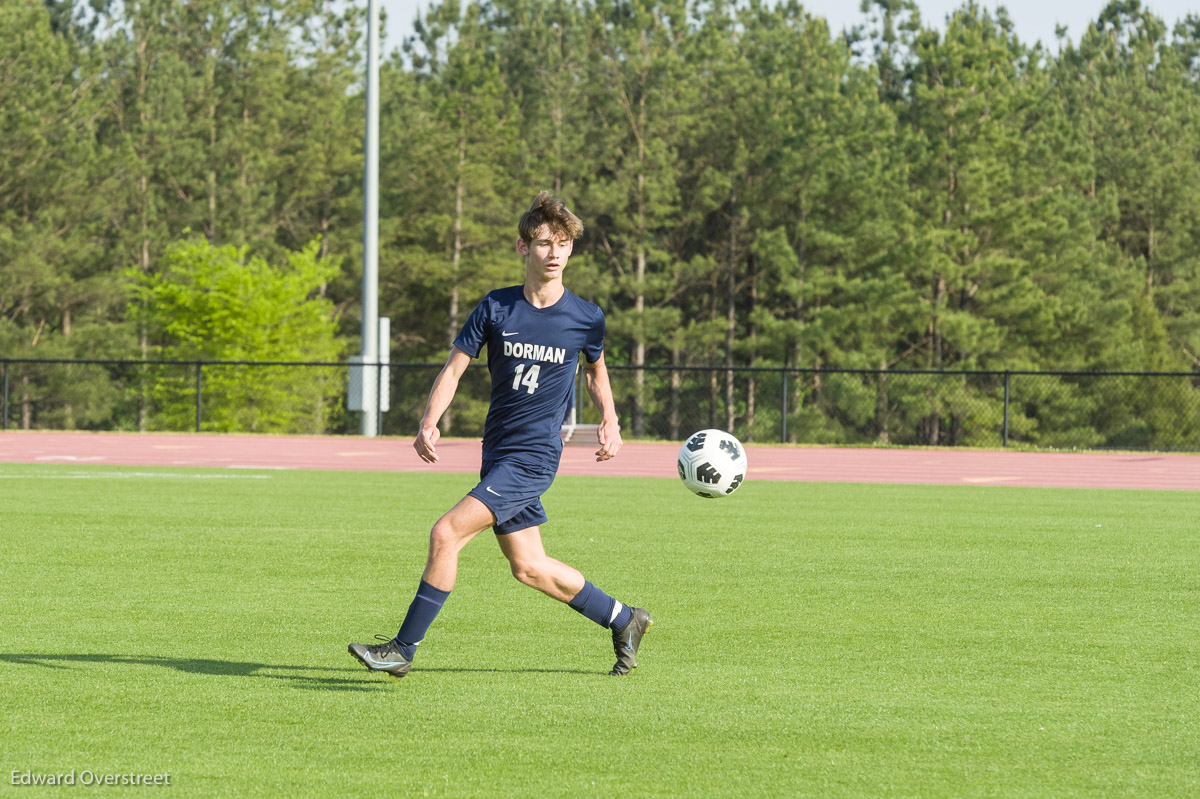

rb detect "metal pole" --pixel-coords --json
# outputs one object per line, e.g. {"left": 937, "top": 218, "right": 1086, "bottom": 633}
{"left": 359, "top": 0, "right": 380, "bottom": 437}
{"left": 195, "top": 362, "right": 203, "bottom": 433}
{"left": 376, "top": 360, "right": 384, "bottom": 437}
{"left": 395, "top": 367, "right": 403, "bottom": 438}
{"left": 1002, "top": 371, "right": 1010, "bottom": 447}
{"left": 2, "top": 361, "right": 8, "bottom": 430}
{"left": 780, "top": 368, "right": 788, "bottom": 443}
{"left": 577, "top": 366, "right": 584, "bottom": 422}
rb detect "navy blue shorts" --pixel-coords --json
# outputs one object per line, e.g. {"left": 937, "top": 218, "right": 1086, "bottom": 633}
{"left": 467, "top": 458, "right": 556, "bottom": 535}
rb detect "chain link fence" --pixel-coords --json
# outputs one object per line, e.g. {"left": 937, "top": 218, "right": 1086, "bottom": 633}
{"left": 3, "top": 358, "right": 1199, "bottom": 451}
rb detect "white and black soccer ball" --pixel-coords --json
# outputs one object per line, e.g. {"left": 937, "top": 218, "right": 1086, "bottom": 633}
{"left": 677, "top": 429, "right": 747, "bottom": 498}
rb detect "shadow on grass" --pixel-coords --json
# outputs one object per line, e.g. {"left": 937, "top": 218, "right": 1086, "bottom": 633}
{"left": 0, "top": 652, "right": 384, "bottom": 692}
{"left": 0, "top": 654, "right": 605, "bottom": 687}
{"left": 420, "top": 667, "right": 598, "bottom": 676}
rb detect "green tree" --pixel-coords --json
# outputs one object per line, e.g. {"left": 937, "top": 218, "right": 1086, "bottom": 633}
{"left": 262, "top": 0, "right": 365, "bottom": 275}
{"left": 382, "top": 0, "right": 518, "bottom": 433}
{"left": 1065, "top": 2, "right": 1200, "bottom": 367}
{"left": 489, "top": 0, "right": 589, "bottom": 196}
{"left": 728, "top": 1, "right": 916, "bottom": 442}
{"left": 1044, "top": 1, "right": 1200, "bottom": 446}
{"left": 894, "top": 5, "right": 1114, "bottom": 443}
{"left": 128, "top": 236, "right": 345, "bottom": 432}
{"left": 578, "top": 0, "right": 696, "bottom": 437}
{"left": 0, "top": 0, "right": 127, "bottom": 428}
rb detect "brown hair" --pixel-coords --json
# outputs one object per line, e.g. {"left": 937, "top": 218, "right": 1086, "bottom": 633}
{"left": 518, "top": 191, "right": 583, "bottom": 243}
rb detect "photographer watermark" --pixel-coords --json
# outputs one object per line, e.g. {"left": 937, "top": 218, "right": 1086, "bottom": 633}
{"left": 12, "top": 770, "right": 171, "bottom": 787}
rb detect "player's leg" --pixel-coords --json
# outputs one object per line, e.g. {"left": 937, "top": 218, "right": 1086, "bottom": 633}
{"left": 496, "top": 526, "right": 652, "bottom": 676}
{"left": 495, "top": 525, "right": 585, "bottom": 602}
{"left": 348, "top": 495, "right": 494, "bottom": 679}
{"left": 396, "top": 495, "right": 494, "bottom": 652}
{"left": 421, "top": 494, "right": 496, "bottom": 590}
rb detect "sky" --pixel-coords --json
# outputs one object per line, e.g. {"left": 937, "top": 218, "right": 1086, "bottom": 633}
{"left": 377, "top": 0, "right": 1198, "bottom": 52}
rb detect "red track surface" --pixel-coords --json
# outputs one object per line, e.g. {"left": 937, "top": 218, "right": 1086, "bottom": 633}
{"left": 1, "top": 430, "right": 1197, "bottom": 490}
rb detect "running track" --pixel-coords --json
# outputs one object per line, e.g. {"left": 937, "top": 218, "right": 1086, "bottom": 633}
{"left": 0, "top": 431, "right": 1197, "bottom": 490}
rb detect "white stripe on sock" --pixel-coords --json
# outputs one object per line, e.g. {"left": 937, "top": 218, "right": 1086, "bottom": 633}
{"left": 608, "top": 601, "right": 625, "bottom": 626}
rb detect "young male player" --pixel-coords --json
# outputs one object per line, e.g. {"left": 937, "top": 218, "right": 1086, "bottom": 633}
{"left": 349, "top": 192, "right": 651, "bottom": 680}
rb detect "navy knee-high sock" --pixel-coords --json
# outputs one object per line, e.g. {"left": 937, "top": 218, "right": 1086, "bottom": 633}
{"left": 395, "top": 580, "right": 450, "bottom": 661}
{"left": 569, "top": 581, "right": 631, "bottom": 630}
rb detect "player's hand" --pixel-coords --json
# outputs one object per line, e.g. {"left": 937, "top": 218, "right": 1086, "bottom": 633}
{"left": 414, "top": 425, "right": 440, "bottom": 463}
{"left": 595, "top": 419, "right": 623, "bottom": 462}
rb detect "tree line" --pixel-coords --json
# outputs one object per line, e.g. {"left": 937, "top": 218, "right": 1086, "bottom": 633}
{"left": 2, "top": 0, "right": 1199, "bottom": 444}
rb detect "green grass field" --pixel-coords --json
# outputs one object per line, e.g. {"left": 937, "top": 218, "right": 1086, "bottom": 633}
{"left": 1, "top": 463, "right": 1197, "bottom": 797}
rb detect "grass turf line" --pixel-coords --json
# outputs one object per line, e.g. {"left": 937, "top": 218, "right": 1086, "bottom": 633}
{"left": 1, "top": 463, "right": 1197, "bottom": 797}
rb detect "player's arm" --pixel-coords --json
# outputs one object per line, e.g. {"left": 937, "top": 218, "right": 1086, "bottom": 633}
{"left": 414, "top": 346, "right": 473, "bottom": 464}
{"left": 583, "top": 352, "right": 623, "bottom": 462}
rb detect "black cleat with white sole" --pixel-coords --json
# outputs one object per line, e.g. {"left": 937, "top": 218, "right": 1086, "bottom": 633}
{"left": 609, "top": 607, "right": 652, "bottom": 676}
{"left": 348, "top": 635, "right": 412, "bottom": 680}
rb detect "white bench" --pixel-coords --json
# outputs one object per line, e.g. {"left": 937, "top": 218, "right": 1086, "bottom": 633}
{"left": 560, "top": 423, "right": 599, "bottom": 446}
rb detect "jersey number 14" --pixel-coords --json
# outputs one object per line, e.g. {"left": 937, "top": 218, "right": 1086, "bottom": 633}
{"left": 512, "top": 363, "right": 541, "bottom": 394}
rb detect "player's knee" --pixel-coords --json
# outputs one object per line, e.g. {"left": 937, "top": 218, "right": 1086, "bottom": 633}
{"left": 428, "top": 519, "right": 460, "bottom": 555}
{"left": 509, "top": 557, "right": 541, "bottom": 587}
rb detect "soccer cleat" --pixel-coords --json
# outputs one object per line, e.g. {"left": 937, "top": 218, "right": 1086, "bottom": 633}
{"left": 609, "top": 607, "right": 652, "bottom": 676}
{"left": 348, "top": 635, "right": 412, "bottom": 680}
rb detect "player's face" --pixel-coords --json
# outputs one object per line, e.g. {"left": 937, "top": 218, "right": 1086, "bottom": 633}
{"left": 518, "top": 225, "right": 573, "bottom": 279}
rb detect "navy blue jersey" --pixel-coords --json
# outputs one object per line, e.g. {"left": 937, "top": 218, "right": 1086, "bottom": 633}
{"left": 454, "top": 285, "right": 605, "bottom": 467}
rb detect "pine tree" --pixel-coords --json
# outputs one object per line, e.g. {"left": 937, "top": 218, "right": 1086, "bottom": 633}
{"left": 385, "top": 0, "right": 518, "bottom": 433}
{"left": 1073, "top": 2, "right": 1200, "bottom": 368}
{"left": 577, "top": 0, "right": 696, "bottom": 437}
{"left": 0, "top": 0, "right": 123, "bottom": 428}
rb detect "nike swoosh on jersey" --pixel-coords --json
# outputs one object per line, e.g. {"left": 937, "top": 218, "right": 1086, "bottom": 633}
{"left": 486, "top": 486, "right": 502, "bottom": 496}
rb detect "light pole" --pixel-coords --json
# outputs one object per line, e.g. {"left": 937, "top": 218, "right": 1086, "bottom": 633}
{"left": 359, "top": 0, "right": 381, "bottom": 436}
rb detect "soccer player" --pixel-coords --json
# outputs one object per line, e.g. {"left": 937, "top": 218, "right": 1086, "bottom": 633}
{"left": 349, "top": 192, "right": 651, "bottom": 680}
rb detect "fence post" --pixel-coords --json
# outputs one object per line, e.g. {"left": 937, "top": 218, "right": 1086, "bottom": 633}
{"left": 395, "top": 367, "right": 404, "bottom": 437}
{"left": 575, "top": 365, "right": 584, "bottom": 424}
{"left": 195, "top": 362, "right": 203, "bottom": 433}
{"left": 376, "top": 360, "right": 384, "bottom": 437}
{"left": 780, "top": 368, "right": 788, "bottom": 443}
{"left": 2, "top": 361, "right": 8, "bottom": 431}
{"left": 1002, "top": 371, "right": 1010, "bottom": 447}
